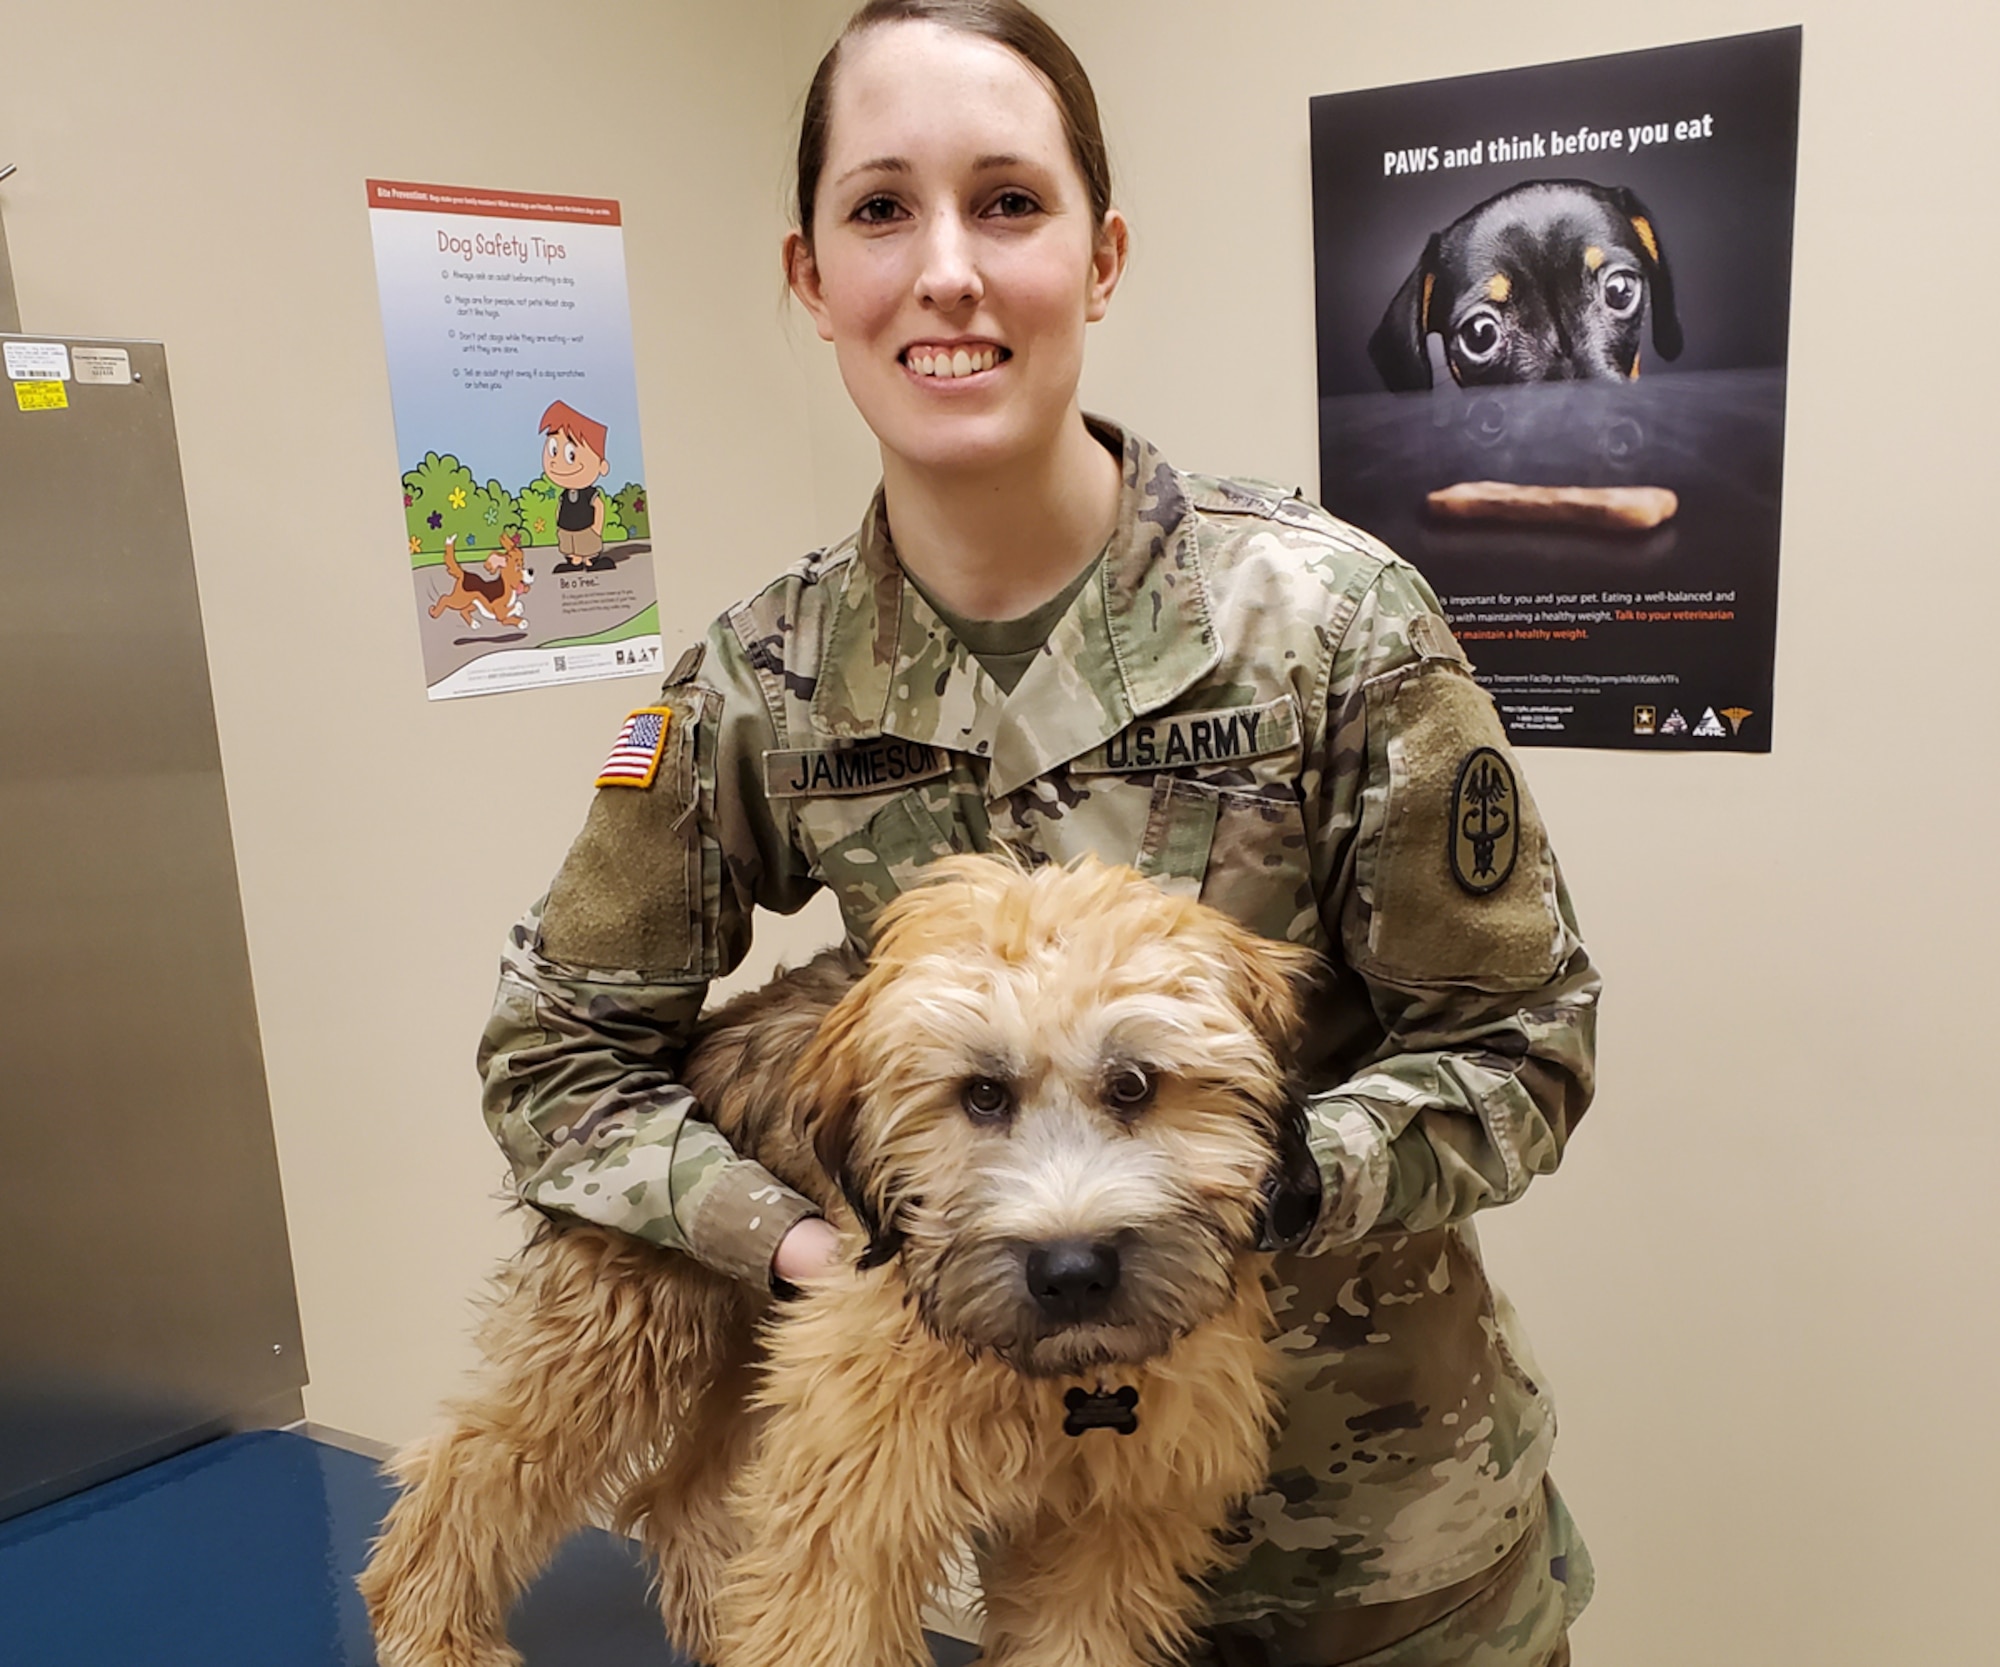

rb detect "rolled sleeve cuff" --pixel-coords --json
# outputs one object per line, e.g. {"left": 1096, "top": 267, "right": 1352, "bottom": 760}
{"left": 685, "top": 1158, "right": 824, "bottom": 1289}
{"left": 1300, "top": 1096, "right": 1393, "bottom": 1253}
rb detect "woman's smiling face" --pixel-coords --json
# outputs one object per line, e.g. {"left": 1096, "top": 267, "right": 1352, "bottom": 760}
{"left": 787, "top": 20, "right": 1125, "bottom": 477}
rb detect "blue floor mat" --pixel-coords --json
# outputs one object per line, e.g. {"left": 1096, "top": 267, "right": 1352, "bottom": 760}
{"left": 0, "top": 1428, "right": 978, "bottom": 1666}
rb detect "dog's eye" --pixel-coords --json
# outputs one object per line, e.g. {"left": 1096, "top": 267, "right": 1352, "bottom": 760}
{"left": 1104, "top": 1067, "right": 1156, "bottom": 1114}
{"left": 962, "top": 1077, "right": 1013, "bottom": 1123}
{"left": 1455, "top": 310, "right": 1503, "bottom": 363}
{"left": 1602, "top": 269, "right": 1642, "bottom": 316}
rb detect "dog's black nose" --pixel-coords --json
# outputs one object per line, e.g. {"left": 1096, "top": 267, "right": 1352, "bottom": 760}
{"left": 1025, "top": 1239, "right": 1120, "bottom": 1320}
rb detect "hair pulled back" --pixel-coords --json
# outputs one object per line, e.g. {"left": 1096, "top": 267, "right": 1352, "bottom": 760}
{"left": 794, "top": 0, "right": 1113, "bottom": 248}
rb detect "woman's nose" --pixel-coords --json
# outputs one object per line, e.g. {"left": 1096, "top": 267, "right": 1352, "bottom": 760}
{"left": 915, "top": 212, "right": 983, "bottom": 311}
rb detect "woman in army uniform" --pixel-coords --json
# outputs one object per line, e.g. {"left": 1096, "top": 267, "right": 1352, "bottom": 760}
{"left": 481, "top": 3, "right": 1600, "bottom": 1663}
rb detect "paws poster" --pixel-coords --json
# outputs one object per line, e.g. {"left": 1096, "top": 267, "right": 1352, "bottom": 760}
{"left": 367, "top": 180, "right": 664, "bottom": 700}
{"left": 1311, "top": 28, "right": 1801, "bottom": 750}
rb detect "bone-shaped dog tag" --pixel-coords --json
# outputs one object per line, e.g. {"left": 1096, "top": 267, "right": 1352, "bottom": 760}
{"left": 1063, "top": 1385, "right": 1139, "bottom": 1436}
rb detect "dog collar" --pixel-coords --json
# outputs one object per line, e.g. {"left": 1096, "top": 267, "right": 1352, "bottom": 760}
{"left": 1063, "top": 1384, "right": 1139, "bottom": 1437}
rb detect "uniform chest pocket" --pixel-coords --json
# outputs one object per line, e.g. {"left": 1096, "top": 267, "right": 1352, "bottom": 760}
{"left": 1135, "top": 777, "right": 1326, "bottom": 951}
{"left": 797, "top": 783, "right": 969, "bottom": 945}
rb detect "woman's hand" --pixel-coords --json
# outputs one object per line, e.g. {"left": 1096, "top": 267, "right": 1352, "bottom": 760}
{"left": 771, "top": 1215, "right": 843, "bottom": 1288}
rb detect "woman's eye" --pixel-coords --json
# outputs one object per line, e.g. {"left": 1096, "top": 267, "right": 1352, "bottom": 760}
{"left": 1455, "top": 312, "right": 1502, "bottom": 362}
{"left": 962, "top": 1077, "right": 1013, "bottom": 1122}
{"left": 986, "top": 190, "right": 1041, "bottom": 219}
{"left": 852, "top": 195, "right": 904, "bottom": 224}
{"left": 1601, "top": 269, "right": 1641, "bottom": 316}
{"left": 1104, "top": 1067, "right": 1156, "bottom": 1113}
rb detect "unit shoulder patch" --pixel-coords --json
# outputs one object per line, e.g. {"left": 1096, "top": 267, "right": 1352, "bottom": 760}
{"left": 1070, "top": 697, "right": 1300, "bottom": 776}
{"left": 763, "top": 737, "right": 952, "bottom": 799}
{"left": 596, "top": 707, "right": 673, "bottom": 790}
{"left": 1449, "top": 747, "right": 1520, "bottom": 895}
{"left": 1352, "top": 659, "right": 1561, "bottom": 988}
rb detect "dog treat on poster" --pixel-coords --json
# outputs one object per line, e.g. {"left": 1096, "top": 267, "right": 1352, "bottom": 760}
{"left": 1426, "top": 481, "right": 1679, "bottom": 530}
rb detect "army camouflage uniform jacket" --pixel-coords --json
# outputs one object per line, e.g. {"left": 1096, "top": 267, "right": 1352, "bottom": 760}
{"left": 480, "top": 422, "right": 1600, "bottom": 1620}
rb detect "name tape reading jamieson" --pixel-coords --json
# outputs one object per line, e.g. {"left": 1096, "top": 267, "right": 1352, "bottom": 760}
{"left": 764, "top": 739, "right": 952, "bottom": 798}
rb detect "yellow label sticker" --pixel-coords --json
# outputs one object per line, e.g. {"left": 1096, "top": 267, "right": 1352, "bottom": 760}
{"left": 14, "top": 380, "right": 69, "bottom": 412}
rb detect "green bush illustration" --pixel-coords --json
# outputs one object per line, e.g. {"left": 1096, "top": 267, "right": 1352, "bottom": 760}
{"left": 515, "top": 478, "right": 638, "bottom": 547}
{"left": 404, "top": 452, "right": 521, "bottom": 567}
{"left": 517, "top": 479, "right": 562, "bottom": 546}
{"left": 613, "top": 482, "right": 650, "bottom": 540}
{"left": 404, "top": 453, "right": 645, "bottom": 563}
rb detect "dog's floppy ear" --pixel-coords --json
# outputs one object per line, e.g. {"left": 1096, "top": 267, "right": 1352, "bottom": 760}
{"left": 1611, "top": 186, "right": 1682, "bottom": 362}
{"left": 1255, "top": 1089, "right": 1324, "bottom": 1254}
{"left": 1368, "top": 232, "right": 1443, "bottom": 391}
{"left": 797, "top": 979, "right": 908, "bottom": 1271}
{"left": 1209, "top": 918, "right": 1320, "bottom": 1062}
{"left": 806, "top": 1089, "right": 904, "bottom": 1270}
{"left": 1205, "top": 919, "right": 1326, "bottom": 1252}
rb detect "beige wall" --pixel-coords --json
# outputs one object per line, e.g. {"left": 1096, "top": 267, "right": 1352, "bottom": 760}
{"left": 0, "top": 0, "right": 842, "bottom": 1447}
{"left": 6, "top": 1, "right": 1996, "bottom": 1663}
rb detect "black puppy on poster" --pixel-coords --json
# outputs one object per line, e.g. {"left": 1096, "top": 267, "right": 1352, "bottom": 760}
{"left": 1369, "top": 179, "right": 1682, "bottom": 389}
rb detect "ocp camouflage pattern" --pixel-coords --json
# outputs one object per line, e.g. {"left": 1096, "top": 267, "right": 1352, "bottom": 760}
{"left": 479, "top": 421, "right": 1600, "bottom": 1616}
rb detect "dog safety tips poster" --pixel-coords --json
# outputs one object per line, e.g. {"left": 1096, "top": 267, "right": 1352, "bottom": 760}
{"left": 1310, "top": 28, "right": 1802, "bottom": 751}
{"left": 367, "top": 179, "right": 664, "bottom": 701}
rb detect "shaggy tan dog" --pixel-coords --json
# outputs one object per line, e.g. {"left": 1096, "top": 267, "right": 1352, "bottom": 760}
{"left": 360, "top": 854, "right": 1322, "bottom": 1667}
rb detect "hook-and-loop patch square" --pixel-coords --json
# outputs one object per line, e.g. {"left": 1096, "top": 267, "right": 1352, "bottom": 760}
{"left": 543, "top": 691, "right": 703, "bottom": 976}
{"left": 596, "top": 708, "right": 673, "bottom": 789}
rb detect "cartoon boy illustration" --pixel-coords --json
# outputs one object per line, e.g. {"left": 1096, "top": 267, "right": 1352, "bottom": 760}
{"left": 539, "top": 400, "right": 611, "bottom": 572}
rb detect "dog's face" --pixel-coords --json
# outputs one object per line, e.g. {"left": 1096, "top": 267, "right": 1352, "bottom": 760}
{"left": 1369, "top": 180, "right": 1682, "bottom": 390}
{"left": 494, "top": 531, "right": 533, "bottom": 588}
{"left": 800, "top": 856, "right": 1320, "bottom": 1380}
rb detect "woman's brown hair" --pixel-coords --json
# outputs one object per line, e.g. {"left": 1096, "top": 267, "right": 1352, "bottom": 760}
{"left": 794, "top": 0, "right": 1113, "bottom": 248}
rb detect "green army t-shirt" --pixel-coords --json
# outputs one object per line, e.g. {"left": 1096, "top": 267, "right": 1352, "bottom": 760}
{"left": 906, "top": 554, "right": 1103, "bottom": 695}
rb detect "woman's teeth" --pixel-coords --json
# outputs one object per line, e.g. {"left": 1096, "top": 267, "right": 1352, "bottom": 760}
{"left": 906, "top": 346, "right": 1003, "bottom": 378}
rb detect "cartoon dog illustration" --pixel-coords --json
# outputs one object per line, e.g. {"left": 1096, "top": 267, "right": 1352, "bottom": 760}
{"left": 430, "top": 531, "right": 534, "bottom": 632}
{"left": 1369, "top": 179, "right": 1682, "bottom": 389}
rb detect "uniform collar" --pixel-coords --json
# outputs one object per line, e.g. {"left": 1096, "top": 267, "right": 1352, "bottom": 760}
{"left": 810, "top": 420, "right": 1220, "bottom": 798}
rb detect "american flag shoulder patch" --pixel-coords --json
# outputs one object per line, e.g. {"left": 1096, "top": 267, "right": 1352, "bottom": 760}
{"left": 596, "top": 707, "right": 672, "bottom": 789}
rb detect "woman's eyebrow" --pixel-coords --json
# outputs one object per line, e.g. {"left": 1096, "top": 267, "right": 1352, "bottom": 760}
{"left": 834, "top": 156, "right": 911, "bottom": 186}
{"left": 833, "top": 152, "right": 1041, "bottom": 188}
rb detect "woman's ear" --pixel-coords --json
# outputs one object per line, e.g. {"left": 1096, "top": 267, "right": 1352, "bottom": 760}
{"left": 784, "top": 229, "right": 837, "bottom": 343}
{"left": 1085, "top": 208, "right": 1130, "bottom": 323}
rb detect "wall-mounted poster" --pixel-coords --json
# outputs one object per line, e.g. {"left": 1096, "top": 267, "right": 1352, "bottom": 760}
{"left": 1312, "top": 28, "right": 1801, "bottom": 750}
{"left": 367, "top": 179, "right": 663, "bottom": 700}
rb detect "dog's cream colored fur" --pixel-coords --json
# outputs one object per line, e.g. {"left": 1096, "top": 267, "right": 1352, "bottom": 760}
{"left": 360, "top": 854, "right": 1315, "bottom": 1667}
